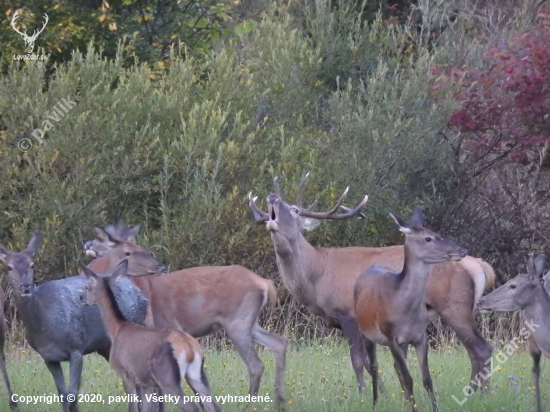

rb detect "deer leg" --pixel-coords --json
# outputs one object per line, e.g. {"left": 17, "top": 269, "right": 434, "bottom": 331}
{"left": 67, "top": 352, "right": 83, "bottom": 412}
{"left": 251, "top": 322, "right": 288, "bottom": 404}
{"left": 121, "top": 376, "right": 140, "bottom": 412}
{"left": 45, "top": 361, "right": 70, "bottom": 412}
{"left": 0, "top": 346, "right": 15, "bottom": 409}
{"left": 439, "top": 310, "right": 492, "bottom": 392}
{"left": 529, "top": 338, "right": 542, "bottom": 412}
{"left": 225, "top": 327, "right": 264, "bottom": 398}
{"left": 388, "top": 340, "right": 416, "bottom": 412}
{"left": 339, "top": 316, "right": 368, "bottom": 393}
{"left": 140, "top": 386, "right": 163, "bottom": 412}
{"left": 184, "top": 357, "right": 220, "bottom": 412}
{"left": 414, "top": 335, "right": 438, "bottom": 412}
{"left": 364, "top": 340, "right": 378, "bottom": 406}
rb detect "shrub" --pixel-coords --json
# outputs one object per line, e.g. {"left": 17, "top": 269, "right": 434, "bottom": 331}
{"left": 0, "top": 2, "right": 460, "bottom": 337}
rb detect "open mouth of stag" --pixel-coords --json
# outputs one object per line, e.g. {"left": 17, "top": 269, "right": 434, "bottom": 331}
{"left": 266, "top": 204, "right": 279, "bottom": 232}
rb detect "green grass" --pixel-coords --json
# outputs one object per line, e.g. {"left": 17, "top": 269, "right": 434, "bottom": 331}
{"left": 0, "top": 339, "right": 545, "bottom": 411}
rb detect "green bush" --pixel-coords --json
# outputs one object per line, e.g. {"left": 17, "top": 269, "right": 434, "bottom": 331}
{"left": 0, "top": 2, "right": 464, "bottom": 335}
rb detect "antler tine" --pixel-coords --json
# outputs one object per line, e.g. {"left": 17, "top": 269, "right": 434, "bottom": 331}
{"left": 248, "top": 192, "right": 270, "bottom": 222}
{"left": 299, "top": 192, "right": 369, "bottom": 220}
{"left": 272, "top": 177, "right": 280, "bottom": 195}
{"left": 296, "top": 172, "right": 310, "bottom": 207}
{"left": 326, "top": 186, "right": 350, "bottom": 215}
{"left": 11, "top": 11, "right": 27, "bottom": 36}
{"left": 305, "top": 198, "right": 319, "bottom": 211}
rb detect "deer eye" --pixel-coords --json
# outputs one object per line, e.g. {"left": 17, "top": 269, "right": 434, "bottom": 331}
{"left": 425, "top": 237, "right": 432, "bottom": 242}
{"left": 7, "top": 266, "right": 13, "bottom": 271}
{"left": 510, "top": 284, "right": 516, "bottom": 289}
{"left": 290, "top": 207, "right": 299, "bottom": 214}
{"left": 125, "top": 252, "right": 132, "bottom": 256}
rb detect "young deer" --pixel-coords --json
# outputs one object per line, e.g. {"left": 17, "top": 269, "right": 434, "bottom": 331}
{"left": 0, "top": 231, "right": 163, "bottom": 412}
{"left": 82, "top": 260, "right": 220, "bottom": 412}
{"left": 478, "top": 254, "right": 549, "bottom": 412}
{"left": 249, "top": 175, "right": 494, "bottom": 394}
{"left": 84, "top": 223, "right": 288, "bottom": 404}
{"left": 354, "top": 208, "right": 466, "bottom": 411}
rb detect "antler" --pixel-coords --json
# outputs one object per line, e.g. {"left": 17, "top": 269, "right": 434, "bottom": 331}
{"left": 248, "top": 193, "right": 270, "bottom": 222}
{"left": 298, "top": 186, "right": 369, "bottom": 220}
{"left": 11, "top": 11, "right": 27, "bottom": 38}
{"left": 295, "top": 172, "right": 319, "bottom": 210}
{"left": 29, "top": 13, "right": 48, "bottom": 41}
{"left": 272, "top": 177, "right": 280, "bottom": 195}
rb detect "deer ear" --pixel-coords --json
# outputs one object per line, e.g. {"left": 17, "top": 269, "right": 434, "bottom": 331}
{"left": 389, "top": 212, "right": 411, "bottom": 234}
{"left": 527, "top": 255, "right": 537, "bottom": 280}
{"left": 110, "top": 259, "right": 129, "bottom": 283}
{"left": 301, "top": 217, "right": 321, "bottom": 232}
{"left": 0, "top": 246, "right": 10, "bottom": 263}
{"left": 81, "top": 265, "right": 98, "bottom": 279}
{"left": 94, "top": 227, "right": 118, "bottom": 247}
{"left": 534, "top": 254, "right": 547, "bottom": 278}
{"left": 126, "top": 225, "right": 141, "bottom": 243}
{"left": 410, "top": 207, "right": 425, "bottom": 227}
{"left": 24, "top": 231, "right": 41, "bottom": 257}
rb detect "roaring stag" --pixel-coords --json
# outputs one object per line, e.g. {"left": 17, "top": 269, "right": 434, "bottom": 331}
{"left": 249, "top": 174, "right": 495, "bottom": 393}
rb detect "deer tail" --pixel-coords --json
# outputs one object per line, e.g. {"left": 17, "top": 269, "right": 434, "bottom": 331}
{"left": 265, "top": 279, "right": 278, "bottom": 309}
{"left": 477, "top": 259, "right": 496, "bottom": 290}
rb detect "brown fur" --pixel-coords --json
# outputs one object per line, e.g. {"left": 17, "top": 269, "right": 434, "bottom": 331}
{"left": 166, "top": 331, "right": 200, "bottom": 364}
{"left": 85, "top": 266, "right": 219, "bottom": 412}
{"left": 89, "top": 242, "right": 288, "bottom": 404}
{"left": 265, "top": 280, "right": 277, "bottom": 309}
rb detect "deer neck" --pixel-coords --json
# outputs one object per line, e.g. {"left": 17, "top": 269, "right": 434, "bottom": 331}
{"left": 271, "top": 230, "right": 319, "bottom": 294}
{"left": 522, "top": 286, "right": 550, "bottom": 333}
{"left": 398, "top": 244, "right": 432, "bottom": 310}
{"left": 13, "top": 293, "right": 43, "bottom": 333}
{"left": 95, "top": 281, "right": 126, "bottom": 341}
{"left": 85, "top": 256, "right": 114, "bottom": 275}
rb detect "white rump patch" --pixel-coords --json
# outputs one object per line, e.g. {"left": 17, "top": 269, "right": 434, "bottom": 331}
{"left": 459, "top": 257, "right": 486, "bottom": 310}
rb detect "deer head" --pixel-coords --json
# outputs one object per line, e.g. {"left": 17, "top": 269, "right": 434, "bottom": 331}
{"left": 0, "top": 231, "right": 41, "bottom": 297}
{"left": 478, "top": 254, "right": 547, "bottom": 312}
{"left": 82, "top": 260, "right": 129, "bottom": 306}
{"left": 85, "top": 226, "right": 166, "bottom": 275}
{"left": 11, "top": 11, "right": 49, "bottom": 54}
{"left": 249, "top": 173, "right": 368, "bottom": 242}
{"left": 389, "top": 207, "right": 467, "bottom": 264}
{"left": 84, "top": 220, "right": 140, "bottom": 257}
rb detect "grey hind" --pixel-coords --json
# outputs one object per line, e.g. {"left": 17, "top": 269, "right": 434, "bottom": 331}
{"left": 0, "top": 231, "right": 149, "bottom": 412}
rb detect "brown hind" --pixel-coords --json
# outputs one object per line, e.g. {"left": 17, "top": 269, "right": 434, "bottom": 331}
{"left": 82, "top": 260, "right": 220, "bottom": 412}
{"left": 84, "top": 224, "right": 287, "bottom": 404}
{"left": 355, "top": 207, "right": 467, "bottom": 411}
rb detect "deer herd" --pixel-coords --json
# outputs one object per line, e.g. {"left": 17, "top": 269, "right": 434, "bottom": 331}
{"left": 0, "top": 174, "right": 548, "bottom": 411}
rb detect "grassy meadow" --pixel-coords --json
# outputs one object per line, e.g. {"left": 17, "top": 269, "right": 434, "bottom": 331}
{"left": 0, "top": 339, "right": 544, "bottom": 411}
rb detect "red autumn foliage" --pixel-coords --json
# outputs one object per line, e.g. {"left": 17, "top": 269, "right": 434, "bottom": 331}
{"left": 446, "top": 24, "right": 550, "bottom": 166}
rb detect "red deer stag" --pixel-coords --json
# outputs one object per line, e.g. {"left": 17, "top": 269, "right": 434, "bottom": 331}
{"left": 84, "top": 225, "right": 288, "bottom": 404}
{"left": 248, "top": 174, "right": 495, "bottom": 394}
{"left": 82, "top": 260, "right": 221, "bottom": 412}
{"left": 355, "top": 207, "right": 467, "bottom": 411}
